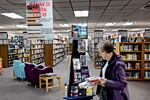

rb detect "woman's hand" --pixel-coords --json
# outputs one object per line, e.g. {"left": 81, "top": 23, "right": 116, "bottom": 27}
{"left": 95, "top": 78, "right": 107, "bottom": 86}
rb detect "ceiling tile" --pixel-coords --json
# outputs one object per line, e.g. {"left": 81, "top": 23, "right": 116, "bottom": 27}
{"left": 91, "top": 1, "right": 108, "bottom": 6}
{"left": 54, "top": 2, "right": 71, "bottom": 8}
{"left": 72, "top": 2, "right": 89, "bottom": 7}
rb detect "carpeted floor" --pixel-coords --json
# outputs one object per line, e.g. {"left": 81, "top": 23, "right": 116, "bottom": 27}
{"left": 0, "top": 55, "right": 150, "bottom": 100}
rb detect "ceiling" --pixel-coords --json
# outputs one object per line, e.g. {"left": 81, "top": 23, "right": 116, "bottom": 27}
{"left": 0, "top": 0, "right": 150, "bottom": 34}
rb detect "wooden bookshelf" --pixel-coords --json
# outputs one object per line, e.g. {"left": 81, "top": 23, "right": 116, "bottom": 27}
{"left": 116, "top": 42, "right": 150, "bottom": 81}
{"left": 88, "top": 36, "right": 103, "bottom": 69}
{"left": 44, "top": 36, "right": 68, "bottom": 67}
{"left": 29, "top": 43, "right": 44, "bottom": 64}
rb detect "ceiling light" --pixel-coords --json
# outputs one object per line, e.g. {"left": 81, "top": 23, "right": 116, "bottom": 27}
{"left": 1, "top": 13, "right": 24, "bottom": 19}
{"left": 105, "top": 23, "right": 116, "bottom": 26}
{"left": 123, "top": 22, "right": 135, "bottom": 26}
{"left": 16, "top": 24, "right": 27, "bottom": 28}
{"left": 74, "top": 10, "right": 89, "bottom": 17}
{"left": 77, "top": 23, "right": 87, "bottom": 26}
{"left": 131, "top": 28, "right": 143, "bottom": 31}
{"left": 0, "top": 26, "right": 4, "bottom": 28}
{"left": 112, "top": 29, "right": 118, "bottom": 31}
{"left": 59, "top": 24, "right": 69, "bottom": 27}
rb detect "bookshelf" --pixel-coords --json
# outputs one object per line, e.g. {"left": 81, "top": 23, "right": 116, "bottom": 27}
{"left": 0, "top": 39, "right": 30, "bottom": 68}
{"left": 116, "top": 42, "right": 150, "bottom": 81}
{"left": 29, "top": 43, "right": 44, "bottom": 65}
{"left": 88, "top": 37, "right": 103, "bottom": 69}
{"left": 144, "top": 42, "right": 150, "bottom": 80}
{"left": 44, "top": 36, "right": 68, "bottom": 67}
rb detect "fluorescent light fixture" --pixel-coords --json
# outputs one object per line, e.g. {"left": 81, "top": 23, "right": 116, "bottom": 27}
{"left": 74, "top": 10, "right": 89, "bottom": 17}
{"left": 16, "top": 24, "right": 27, "bottom": 28}
{"left": 123, "top": 22, "right": 135, "bottom": 26}
{"left": 59, "top": 24, "right": 69, "bottom": 27}
{"left": 77, "top": 23, "right": 87, "bottom": 26}
{"left": 131, "top": 28, "right": 142, "bottom": 31}
{"left": 105, "top": 23, "right": 116, "bottom": 26}
{"left": 112, "top": 29, "right": 118, "bottom": 31}
{"left": 1, "top": 13, "right": 24, "bottom": 19}
{"left": 53, "top": 30, "right": 56, "bottom": 33}
{"left": 0, "top": 26, "right": 4, "bottom": 28}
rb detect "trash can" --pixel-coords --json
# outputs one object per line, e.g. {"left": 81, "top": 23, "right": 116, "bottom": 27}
{"left": 0, "top": 57, "right": 2, "bottom": 75}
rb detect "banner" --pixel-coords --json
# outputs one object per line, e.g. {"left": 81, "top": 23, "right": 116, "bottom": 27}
{"left": 26, "top": 0, "right": 53, "bottom": 40}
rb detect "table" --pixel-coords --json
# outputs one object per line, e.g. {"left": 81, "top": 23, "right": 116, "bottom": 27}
{"left": 39, "top": 75, "right": 61, "bottom": 93}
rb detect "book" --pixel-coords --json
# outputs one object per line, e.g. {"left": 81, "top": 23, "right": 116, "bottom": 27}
{"left": 86, "top": 88, "right": 93, "bottom": 96}
{"left": 78, "top": 40, "right": 86, "bottom": 52}
{"left": 80, "top": 55, "right": 87, "bottom": 67}
{"left": 73, "top": 58, "right": 81, "bottom": 70}
{"left": 71, "top": 86, "right": 78, "bottom": 97}
{"left": 74, "top": 71, "right": 82, "bottom": 83}
{"left": 85, "top": 76, "right": 101, "bottom": 83}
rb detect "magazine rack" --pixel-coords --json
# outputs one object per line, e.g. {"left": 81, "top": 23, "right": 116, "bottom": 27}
{"left": 64, "top": 39, "right": 94, "bottom": 100}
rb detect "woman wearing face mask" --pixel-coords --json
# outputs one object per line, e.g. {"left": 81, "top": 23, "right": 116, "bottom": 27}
{"left": 96, "top": 42, "right": 130, "bottom": 100}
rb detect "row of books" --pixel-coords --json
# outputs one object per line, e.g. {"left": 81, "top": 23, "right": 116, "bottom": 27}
{"left": 125, "top": 62, "right": 140, "bottom": 69}
{"left": 53, "top": 45, "right": 65, "bottom": 49}
{"left": 31, "top": 58, "right": 44, "bottom": 65}
{"left": 53, "top": 57, "right": 64, "bottom": 65}
{"left": 144, "top": 63, "right": 150, "bottom": 68}
{"left": 31, "top": 44, "right": 43, "bottom": 49}
{"left": 144, "top": 54, "right": 150, "bottom": 60}
{"left": 31, "top": 49, "right": 43, "bottom": 54}
{"left": 53, "top": 49, "right": 64, "bottom": 54}
{"left": 31, "top": 54, "right": 44, "bottom": 60}
{"left": 70, "top": 86, "right": 93, "bottom": 97}
{"left": 53, "top": 53, "right": 65, "bottom": 59}
{"left": 144, "top": 44, "right": 150, "bottom": 51}
{"left": 120, "top": 44, "right": 140, "bottom": 51}
{"left": 145, "top": 71, "right": 150, "bottom": 78}
{"left": 126, "top": 72, "right": 140, "bottom": 79}
{"left": 122, "top": 54, "right": 139, "bottom": 60}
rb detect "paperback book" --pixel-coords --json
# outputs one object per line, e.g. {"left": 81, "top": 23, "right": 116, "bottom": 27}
{"left": 78, "top": 40, "right": 86, "bottom": 52}
{"left": 73, "top": 58, "right": 81, "bottom": 70}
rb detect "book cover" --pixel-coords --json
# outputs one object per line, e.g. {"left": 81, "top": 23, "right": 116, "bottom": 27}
{"left": 78, "top": 40, "right": 86, "bottom": 52}
{"left": 80, "top": 55, "right": 87, "bottom": 67}
{"left": 73, "top": 58, "right": 81, "bottom": 70}
{"left": 71, "top": 86, "right": 78, "bottom": 97}
{"left": 86, "top": 88, "right": 93, "bottom": 96}
{"left": 74, "top": 71, "right": 82, "bottom": 83}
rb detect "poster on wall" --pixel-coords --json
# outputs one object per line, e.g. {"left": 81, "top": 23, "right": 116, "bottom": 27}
{"left": 26, "top": 0, "right": 53, "bottom": 40}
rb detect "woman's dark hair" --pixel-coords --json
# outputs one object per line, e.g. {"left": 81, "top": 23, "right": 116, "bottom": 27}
{"left": 100, "top": 42, "right": 114, "bottom": 53}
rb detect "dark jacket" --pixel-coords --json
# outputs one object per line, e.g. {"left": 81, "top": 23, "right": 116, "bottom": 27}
{"left": 96, "top": 52, "right": 130, "bottom": 100}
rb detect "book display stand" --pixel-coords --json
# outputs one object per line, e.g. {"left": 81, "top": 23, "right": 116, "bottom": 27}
{"left": 64, "top": 39, "right": 94, "bottom": 100}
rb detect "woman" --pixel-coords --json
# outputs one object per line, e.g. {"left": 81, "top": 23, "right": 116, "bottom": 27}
{"left": 96, "top": 42, "right": 130, "bottom": 100}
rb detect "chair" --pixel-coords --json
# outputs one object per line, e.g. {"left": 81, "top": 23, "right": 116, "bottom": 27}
{"left": 13, "top": 60, "right": 26, "bottom": 80}
{"left": 24, "top": 63, "right": 53, "bottom": 87}
{"left": 31, "top": 65, "right": 53, "bottom": 87}
{"left": 24, "top": 63, "right": 36, "bottom": 83}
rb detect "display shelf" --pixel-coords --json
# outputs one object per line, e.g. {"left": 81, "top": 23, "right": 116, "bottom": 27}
{"left": 44, "top": 36, "right": 68, "bottom": 67}
{"left": 144, "top": 60, "right": 150, "bottom": 62}
{"left": 120, "top": 51, "right": 142, "bottom": 53}
{"left": 126, "top": 69, "right": 141, "bottom": 71}
{"left": 127, "top": 78, "right": 142, "bottom": 81}
{"left": 123, "top": 60, "right": 142, "bottom": 62}
{"left": 116, "top": 42, "right": 150, "bottom": 81}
